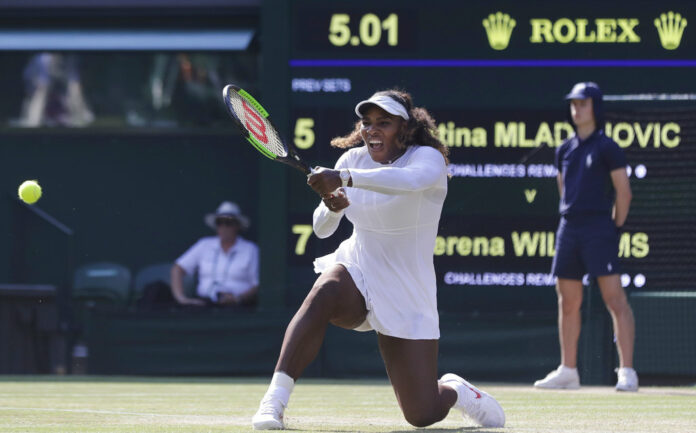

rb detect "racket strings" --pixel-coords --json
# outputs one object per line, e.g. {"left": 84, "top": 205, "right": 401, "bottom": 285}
{"left": 226, "top": 92, "right": 287, "bottom": 157}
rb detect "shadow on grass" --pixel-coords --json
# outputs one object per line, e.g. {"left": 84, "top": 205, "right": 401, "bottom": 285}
{"left": 389, "top": 428, "right": 490, "bottom": 433}
{"left": 285, "top": 428, "right": 495, "bottom": 433}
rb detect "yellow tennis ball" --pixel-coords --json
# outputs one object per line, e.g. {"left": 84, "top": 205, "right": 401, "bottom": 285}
{"left": 18, "top": 180, "right": 42, "bottom": 204}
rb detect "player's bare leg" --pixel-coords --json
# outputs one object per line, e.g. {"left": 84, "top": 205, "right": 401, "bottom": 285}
{"left": 275, "top": 264, "right": 367, "bottom": 378}
{"left": 378, "top": 335, "right": 504, "bottom": 427}
{"left": 253, "top": 265, "right": 367, "bottom": 429}
{"left": 377, "top": 335, "right": 454, "bottom": 427}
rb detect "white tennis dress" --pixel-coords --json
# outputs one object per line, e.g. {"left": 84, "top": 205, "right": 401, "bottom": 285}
{"left": 313, "top": 145, "right": 448, "bottom": 339}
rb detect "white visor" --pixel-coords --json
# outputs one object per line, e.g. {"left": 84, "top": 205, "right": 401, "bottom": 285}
{"left": 355, "top": 94, "right": 409, "bottom": 120}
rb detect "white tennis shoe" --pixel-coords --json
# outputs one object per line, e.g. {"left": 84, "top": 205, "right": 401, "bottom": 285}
{"left": 534, "top": 365, "right": 580, "bottom": 389}
{"left": 440, "top": 373, "right": 505, "bottom": 428}
{"left": 252, "top": 396, "right": 285, "bottom": 430}
{"left": 615, "top": 367, "right": 639, "bottom": 392}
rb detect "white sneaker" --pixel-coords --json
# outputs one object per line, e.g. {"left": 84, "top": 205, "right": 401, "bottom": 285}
{"left": 252, "top": 396, "right": 285, "bottom": 430}
{"left": 440, "top": 373, "right": 505, "bottom": 428}
{"left": 615, "top": 367, "right": 639, "bottom": 392}
{"left": 534, "top": 365, "right": 580, "bottom": 389}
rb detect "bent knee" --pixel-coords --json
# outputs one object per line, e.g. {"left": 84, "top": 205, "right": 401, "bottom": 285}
{"left": 402, "top": 407, "right": 442, "bottom": 428}
{"left": 305, "top": 279, "right": 341, "bottom": 304}
{"left": 405, "top": 413, "right": 438, "bottom": 428}
{"left": 303, "top": 279, "right": 366, "bottom": 325}
{"left": 301, "top": 281, "right": 342, "bottom": 316}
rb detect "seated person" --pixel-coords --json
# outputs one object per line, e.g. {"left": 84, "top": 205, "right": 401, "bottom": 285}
{"left": 171, "top": 201, "right": 259, "bottom": 307}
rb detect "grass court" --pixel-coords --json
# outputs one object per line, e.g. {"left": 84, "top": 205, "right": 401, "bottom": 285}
{"left": 1, "top": 376, "right": 694, "bottom": 432}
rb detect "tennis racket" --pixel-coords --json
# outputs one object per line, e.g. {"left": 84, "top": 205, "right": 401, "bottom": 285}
{"left": 222, "top": 84, "right": 312, "bottom": 175}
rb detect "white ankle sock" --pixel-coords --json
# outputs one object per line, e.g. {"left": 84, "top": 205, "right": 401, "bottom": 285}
{"left": 264, "top": 371, "right": 295, "bottom": 408}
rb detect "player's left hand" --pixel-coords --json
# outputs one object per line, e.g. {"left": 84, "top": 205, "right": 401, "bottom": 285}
{"left": 323, "top": 188, "right": 350, "bottom": 212}
{"left": 307, "top": 167, "right": 342, "bottom": 197}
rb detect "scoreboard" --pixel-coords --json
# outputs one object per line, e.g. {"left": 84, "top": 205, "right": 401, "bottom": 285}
{"left": 263, "top": 0, "right": 696, "bottom": 311}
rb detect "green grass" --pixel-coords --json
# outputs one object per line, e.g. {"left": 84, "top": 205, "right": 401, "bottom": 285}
{"left": 0, "top": 376, "right": 694, "bottom": 432}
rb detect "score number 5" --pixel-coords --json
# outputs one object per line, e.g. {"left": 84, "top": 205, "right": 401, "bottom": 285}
{"left": 329, "top": 13, "right": 398, "bottom": 47}
{"left": 294, "top": 118, "right": 315, "bottom": 149}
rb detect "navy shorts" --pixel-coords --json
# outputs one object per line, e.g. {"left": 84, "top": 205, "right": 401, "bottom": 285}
{"left": 551, "top": 215, "right": 621, "bottom": 280}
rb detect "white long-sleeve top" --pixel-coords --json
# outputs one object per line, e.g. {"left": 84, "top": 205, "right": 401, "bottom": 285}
{"left": 312, "top": 144, "right": 448, "bottom": 339}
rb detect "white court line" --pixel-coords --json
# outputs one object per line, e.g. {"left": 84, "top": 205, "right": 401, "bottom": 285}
{"left": 0, "top": 406, "right": 180, "bottom": 417}
{"left": 0, "top": 406, "right": 252, "bottom": 425}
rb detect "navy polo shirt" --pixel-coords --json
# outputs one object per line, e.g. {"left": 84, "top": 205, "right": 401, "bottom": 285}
{"left": 555, "top": 129, "right": 627, "bottom": 217}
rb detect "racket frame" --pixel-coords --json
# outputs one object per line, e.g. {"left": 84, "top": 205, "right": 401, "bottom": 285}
{"left": 222, "top": 84, "right": 311, "bottom": 175}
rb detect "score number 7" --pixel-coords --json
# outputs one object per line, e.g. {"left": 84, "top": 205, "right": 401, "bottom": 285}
{"left": 292, "top": 224, "right": 313, "bottom": 255}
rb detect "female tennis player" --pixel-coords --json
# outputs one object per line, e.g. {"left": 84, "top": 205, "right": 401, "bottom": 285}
{"left": 252, "top": 89, "right": 505, "bottom": 430}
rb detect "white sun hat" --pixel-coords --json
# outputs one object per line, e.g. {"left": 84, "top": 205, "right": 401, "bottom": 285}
{"left": 355, "top": 94, "right": 409, "bottom": 120}
{"left": 204, "top": 201, "right": 250, "bottom": 230}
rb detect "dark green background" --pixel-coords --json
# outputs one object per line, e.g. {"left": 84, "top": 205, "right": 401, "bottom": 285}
{"left": 0, "top": 131, "right": 260, "bottom": 286}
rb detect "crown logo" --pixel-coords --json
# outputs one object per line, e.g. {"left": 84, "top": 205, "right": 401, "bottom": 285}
{"left": 483, "top": 12, "right": 516, "bottom": 50}
{"left": 654, "top": 11, "right": 687, "bottom": 50}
